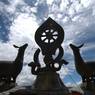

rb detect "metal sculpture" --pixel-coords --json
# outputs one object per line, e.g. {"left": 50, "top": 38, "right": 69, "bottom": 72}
{"left": 70, "top": 43, "right": 95, "bottom": 89}
{"left": 0, "top": 44, "right": 28, "bottom": 83}
{"left": 0, "top": 43, "right": 28, "bottom": 93}
{"left": 28, "top": 17, "right": 68, "bottom": 75}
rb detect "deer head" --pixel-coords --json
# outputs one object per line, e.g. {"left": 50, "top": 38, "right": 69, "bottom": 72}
{"left": 13, "top": 43, "right": 28, "bottom": 63}
{"left": 70, "top": 43, "right": 84, "bottom": 51}
{"left": 13, "top": 44, "right": 28, "bottom": 49}
{"left": 13, "top": 44, "right": 28, "bottom": 55}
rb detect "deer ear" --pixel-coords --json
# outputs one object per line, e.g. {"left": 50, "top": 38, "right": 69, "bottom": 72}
{"left": 78, "top": 44, "right": 84, "bottom": 48}
{"left": 13, "top": 45, "right": 19, "bottom": 48}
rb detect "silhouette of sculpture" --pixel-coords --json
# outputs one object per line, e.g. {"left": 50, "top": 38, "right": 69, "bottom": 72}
{"left": 28, "top": 17, "right": 68, "bottom": 74}
{"left": 70, "top": 43, "right": 95, "bottom": 89}
{"left": 0, "top": 43, "right": 28, "bottom": 83}
{"left": 28, "top": 17, "right": 69, "bottom": 95}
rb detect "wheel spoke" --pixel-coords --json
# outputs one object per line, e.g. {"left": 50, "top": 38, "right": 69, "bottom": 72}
{"left": 43, "top": 38, "right": 47, "bottom": 42}
{"left": 51, "top": 30, "right": 55, "bottom": 34}
{"left": 48, "top": 30, "right": 51, "bottom": 33}
{"left": 41, "top": 36, "right": 46, "bottom": 40}
{"left": 52, "top": 34, "right": 58, "bottom": 36}
{"left": 52, "top": 37, "right": 56, "bottom": 41}
{"left": 48, "top": 39, "right": 51, "bottom": 43}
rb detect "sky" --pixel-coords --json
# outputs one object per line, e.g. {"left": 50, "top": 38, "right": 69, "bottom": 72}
{"left": 0, "top": 0, "right": 95, "bottom": 89}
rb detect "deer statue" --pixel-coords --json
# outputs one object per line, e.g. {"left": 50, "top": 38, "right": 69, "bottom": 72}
{"left": 69, "top": 43, "right": 95, "bottom": 87}
{"left": 0, "top": 43, "right": 28, "bottom": 83}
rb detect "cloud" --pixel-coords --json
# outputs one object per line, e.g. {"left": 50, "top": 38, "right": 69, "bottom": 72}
{"left": 35, "top": 0, "right": 49, "bottom": 22}
{"left": 23, "top": 0, "right": 37, "bottom": 7}
{"left": 65, "top": 80, "right": 82, "bottom": 87}
{"left": 0, "top": 0, "right": 10, "bottom": 5}
{"left": 0, "top": 0, "right": 95, "bottom": 86}
{"left": 9, "top": 13, "right": 38, "bottom": 42}
{"left": 16, "top": 65, "right": 36, "bottom": 86}
{"left": 58, "top": 66, "right": 69, "bottom": 79}
{"left": 47, "top": 0, "right": 54, "bottom": 5}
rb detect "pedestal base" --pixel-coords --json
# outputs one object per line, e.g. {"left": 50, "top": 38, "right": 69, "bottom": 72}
{"left": 32, "top": 71, "right": 69, "bottom": 95}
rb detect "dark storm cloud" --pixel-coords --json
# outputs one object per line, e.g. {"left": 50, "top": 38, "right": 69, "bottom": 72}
{"left": 83, "top": 48, "right": 95, "bottom": 61}
{"left": 83, "top": 24, "right": 95, "bottom": 43}
{"left": 36, "top": 0, "right": 49, "bottom": 22}
{"left": 0, "top": 13, "right": 12, "bottom": 42}
{"left": 14, "top": 0, "right": 49, "bottom": 23}
{"left": 0, "top": 0, "right": 10, "bottom": 5}
{"left": 73, "top": 23, "right": 95, "bottom": 44}
{"left": 24, "top": 0, "right": 37, "bottom": 6}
